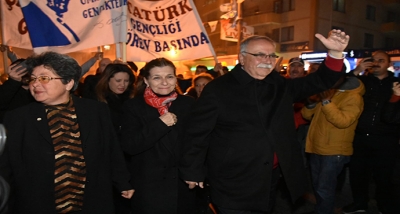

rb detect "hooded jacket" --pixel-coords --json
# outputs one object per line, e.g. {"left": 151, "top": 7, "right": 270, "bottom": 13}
{"left": 302, "top": 77, "right": 365, "bottom": 155}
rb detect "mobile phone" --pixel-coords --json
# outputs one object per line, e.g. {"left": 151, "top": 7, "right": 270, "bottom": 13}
{"left": 363, "top": 58, "right": 373, "bottom": 63}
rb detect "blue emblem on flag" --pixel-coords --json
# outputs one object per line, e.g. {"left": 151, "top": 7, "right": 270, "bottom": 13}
{"left": 21, "top": 0, "right": 80, "bottom": 48}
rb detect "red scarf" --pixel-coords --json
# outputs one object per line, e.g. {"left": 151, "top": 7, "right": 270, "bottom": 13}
{"left": 144, "top": 87, "right": 178, "bottom": 115}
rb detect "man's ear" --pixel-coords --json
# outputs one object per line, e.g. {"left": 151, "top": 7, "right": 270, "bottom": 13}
{"left": 238, "top": 53, "right": 244, "bottom": 65}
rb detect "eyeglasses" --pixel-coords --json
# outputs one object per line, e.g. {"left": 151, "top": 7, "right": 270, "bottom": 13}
{"left": 241, "top": 51, "right": 279, "bottom": 60}
{"left": 29, "top": 76, "right": 64, "bottom": 84}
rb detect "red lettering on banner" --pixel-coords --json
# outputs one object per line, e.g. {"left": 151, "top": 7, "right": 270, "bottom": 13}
{"left": 5, "top": 0, "right": 19, "bottom": 10}
{"left": 18, "top": 18, "right": 28, "bottom": 35}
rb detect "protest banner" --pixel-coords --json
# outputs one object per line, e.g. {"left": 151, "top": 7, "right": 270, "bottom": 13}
{"left": 18, "top": 0, "right": 127, "bottom": 54}
{"left": 1, "top": 0, "right": 32, "bottom": 49}
{"left": 126, "top": 0, "right": 216, "bottom": 62}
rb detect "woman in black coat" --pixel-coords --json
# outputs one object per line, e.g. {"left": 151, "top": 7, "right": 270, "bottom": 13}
{"left": 95, "top": 63, "right": 136, "bottom": 214}
{"left": 95, "top": 63, "right": 135, "bottom": 140}
{"left": 0, "top": 52, "right": 134, "bottom": 214}
{"left": 121, "top": 58, "right": 196, "bottom": 214}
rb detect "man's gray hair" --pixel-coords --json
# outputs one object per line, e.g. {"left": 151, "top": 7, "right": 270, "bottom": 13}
{"left": 240, "top": 35, "right": 277, "bottom": 53}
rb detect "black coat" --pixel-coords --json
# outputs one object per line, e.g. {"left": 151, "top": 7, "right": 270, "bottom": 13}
{"left": 121, "top": 94, "right": 196, "bottom": 214}
{"left": 104, "top": 92, "right": 131, "bottom": 140}
{"left": 82, "top": 74, "right": 101, "bottom": 100}
{"left": 0, "top": 78, "right": 34, "bottom": 123}
{"left": 352, "top": 72, "right": 400, "bottom": 136}
{"left": 179, "top": 63, "right": 344, "bottom": 211}
{"left": 382, "top": 99, "right": 400, "bottom": 124}
{"left": 0, "top": 96, "right": 132, "bottom": 214}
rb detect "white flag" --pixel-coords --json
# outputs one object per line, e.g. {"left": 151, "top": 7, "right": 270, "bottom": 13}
{"left": 1, "top": 1, "right": 32, "bottom": 49}
{"left": 18, "top": 0, "right": 127, "bottom": 54}
{"left": 126, "top": 0, "right": 216, "bottom": 62}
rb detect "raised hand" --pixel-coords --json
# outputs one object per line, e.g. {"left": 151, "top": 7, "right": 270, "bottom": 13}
{"left": 315, "top": 29, "right": 350, "bottom": 58}
{"left": 353, "top": 57, "right": 373, "bottom": 76}
{"left": 7, "top": 64, "right": 27, "bottom": 82}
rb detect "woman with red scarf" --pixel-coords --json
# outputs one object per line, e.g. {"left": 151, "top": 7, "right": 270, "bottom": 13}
{"left": 120, "top": 58, "right": 196, "bottom": 214}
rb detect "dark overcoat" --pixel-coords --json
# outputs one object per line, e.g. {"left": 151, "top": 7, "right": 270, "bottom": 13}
{"left": 121, "top": 94, "right": 196, "bottom": 214}
{"left": 0, "top": 96, "right": 132, "bottom": 214}
{"left": 179, "top": 62, "right": 344, "bottom": 211}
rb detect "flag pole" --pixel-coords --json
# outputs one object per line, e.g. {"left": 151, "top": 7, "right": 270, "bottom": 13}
{"left": 116, "top": 43, "right": 121, "bottom": 61}
{"left": 236, "top": 0, "right": 243, "bottom": 53}
{"left": 122, "top": 42, "right": 127, "bottom": 63}
{"left": 122, "top": 1, "right": 127, "bottom": 63}
{"left": 0, "top": 2, "right": 9, "bottom": 74}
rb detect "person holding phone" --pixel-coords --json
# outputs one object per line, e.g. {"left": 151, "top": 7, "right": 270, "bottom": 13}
{"left": 0, "top": 59, "right": 34, "bottom": 123}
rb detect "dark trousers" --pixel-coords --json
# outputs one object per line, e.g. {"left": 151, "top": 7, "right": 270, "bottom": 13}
{"left": 392, "top": 144, "right": 400, "bottom": 211}
{"left": 349, "top": 133, "right": 397, "bottom": 212}
{"left": 216, "top": 167, "right": 280, "bottom": 214}
{"left": 310, "top": 154, "right": 350, "bottom": 214}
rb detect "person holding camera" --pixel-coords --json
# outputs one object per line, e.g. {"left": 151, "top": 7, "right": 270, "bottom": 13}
{"left": 342, "top": 51, "right": 399, "bottom": 214}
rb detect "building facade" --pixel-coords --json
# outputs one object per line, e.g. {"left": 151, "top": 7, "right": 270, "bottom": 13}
{"left": 192, "top": 0, "right": 400, "bottom": 68}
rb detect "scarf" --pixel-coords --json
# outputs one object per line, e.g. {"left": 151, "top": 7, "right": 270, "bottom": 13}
{"left": 144, "top": 87, "right": 178, "bottom": 115}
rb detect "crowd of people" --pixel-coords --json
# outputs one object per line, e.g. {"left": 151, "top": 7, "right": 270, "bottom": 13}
{"left": 0, "top": 29, "right": 399, "bottom": 214}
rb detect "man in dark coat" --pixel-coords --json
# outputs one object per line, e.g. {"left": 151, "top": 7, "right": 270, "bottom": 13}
{"left": 179, "top": 29, "right": 350, "bottom": 213}
{"left": 342, "top": 51, "right": 399, "bottom": 214}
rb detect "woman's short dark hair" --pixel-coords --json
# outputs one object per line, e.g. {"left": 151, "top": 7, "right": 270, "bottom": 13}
{"left": 25, "top": 52, "right": 81, "bottom": 91}
{"left": 136, "top": 58, "right": 182, "bottom": 96}
{"left": 95, "top": 63, "right": 136, "bottom": 103}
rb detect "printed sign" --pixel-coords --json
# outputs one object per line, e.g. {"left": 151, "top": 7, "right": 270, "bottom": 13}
{"left": 126, "top": 0, "right": 215, "bottom": 62}
{"left": 18, "top": 0, "right": 127, "bottom": 53}
{"left": 1, "top": 0, "right": 32, "bottom": 49}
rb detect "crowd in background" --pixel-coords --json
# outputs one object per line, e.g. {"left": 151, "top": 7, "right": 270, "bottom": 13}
{"left": 0, "top": 29, "right": 399, "bottom": 214}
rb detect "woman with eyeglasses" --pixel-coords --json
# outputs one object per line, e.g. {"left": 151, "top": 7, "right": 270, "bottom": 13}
{"left": 120, "top": 58, "right": 196, "bottom": 214}
{"left": 0, "top": 52, "right": 134, "bottom": 214}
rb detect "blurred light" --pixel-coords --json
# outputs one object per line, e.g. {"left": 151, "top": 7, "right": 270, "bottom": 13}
{"left": 103, "top": 45, "right": 110, "bottom": 50}
{"left": 169, "top": 49, "right": 178, "bottom": 57}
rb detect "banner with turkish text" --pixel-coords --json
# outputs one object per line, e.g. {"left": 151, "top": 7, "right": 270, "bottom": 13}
{"left": 18, "top": 0, "right": 127, "bottom": 53}
{"left": 126, "top": 0, "right": 215, "bottom": 62}
{"left": 1, "top": 0, "right": 32, "bottom": 49}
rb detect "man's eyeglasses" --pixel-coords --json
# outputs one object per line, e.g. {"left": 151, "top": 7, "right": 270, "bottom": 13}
{"left": 29, "top": 76, "right": 64, "bottom": 84}
{"left": 241, "top": 52, "right": 279, "bottom": 60}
